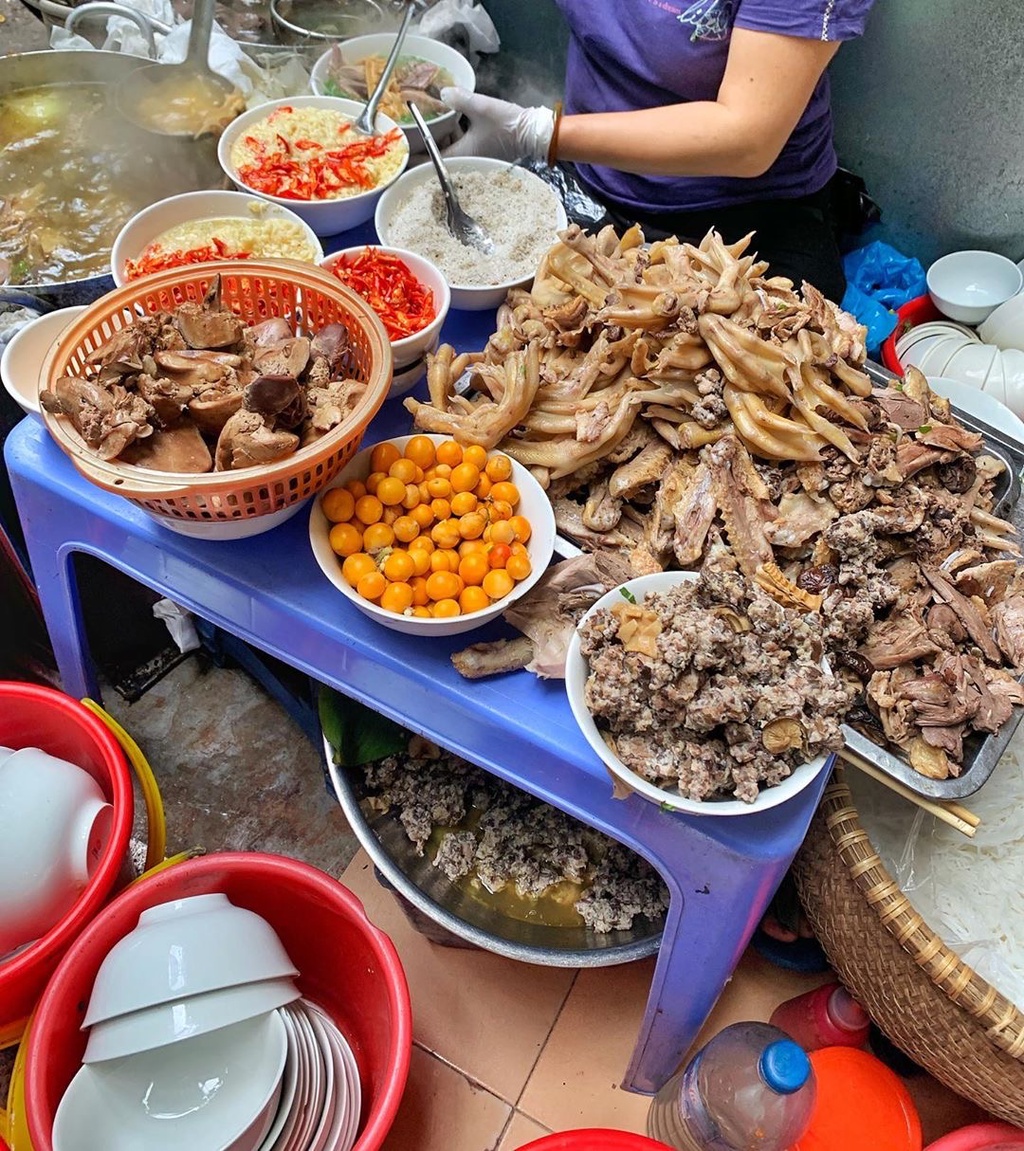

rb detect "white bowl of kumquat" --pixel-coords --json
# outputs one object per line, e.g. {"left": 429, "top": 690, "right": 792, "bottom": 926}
{"left": 308, "top": 433, "right": 556, "bottom": 635}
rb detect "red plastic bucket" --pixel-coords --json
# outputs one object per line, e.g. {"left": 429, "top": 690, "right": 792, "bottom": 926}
{"left": 0, "top": 682, "right": 134, "bottom": 1040}
{"left": 25, "top": 852, "right": 412, "bottom": 1151}
{"left": 925, "top": 1123, "right": 1024, "bottom": 1150}
{"left": 517, "top": 1131, "right": 672, "bottom": 1150}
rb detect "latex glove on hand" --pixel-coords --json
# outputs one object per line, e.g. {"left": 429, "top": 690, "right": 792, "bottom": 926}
{"left": 441, "top": 87, "right": 555, "bottom": 163}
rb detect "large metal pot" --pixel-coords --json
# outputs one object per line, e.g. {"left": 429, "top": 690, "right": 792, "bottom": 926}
{"left": 0, "top": 48, "right": 228, "bottom": 308}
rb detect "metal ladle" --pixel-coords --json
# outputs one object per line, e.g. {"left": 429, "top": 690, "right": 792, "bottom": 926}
{"left": 350, "top": 0, "right": 417, "bottom": 138}
{"left": 407, "top": 102, "right": 495, "bottom": 255}
{"left": 114, "top": 0, "right": 243, "bottom": 139}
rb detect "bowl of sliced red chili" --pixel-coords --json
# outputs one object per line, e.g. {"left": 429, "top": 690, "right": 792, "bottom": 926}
{"left": 217, "top": 96, "right": 410, "bottom": 237}
{"left": 321, "top": 245, "right": 450, "bottom": 376}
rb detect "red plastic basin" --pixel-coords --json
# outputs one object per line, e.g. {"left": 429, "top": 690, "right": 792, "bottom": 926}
{"left": 0, "top": 682, "right": 133, "bottom": 1036}
{"left": 25, "top": 852, "right": 412, "bottom": 1151}
{"left": 925, "top": 1123, "right": 1024, "bottom": 1150}
{"left": 517, "top": 1131, "right": 672, "bottom": 1150}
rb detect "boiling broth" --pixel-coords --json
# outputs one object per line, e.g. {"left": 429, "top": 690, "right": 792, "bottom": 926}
{"left": 0, "top": 82, "right": 219, "bottom": 287}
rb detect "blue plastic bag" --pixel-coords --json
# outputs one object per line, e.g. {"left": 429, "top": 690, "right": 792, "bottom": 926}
{"left": 840, "top": 241, "right": 927, "bottom": 356}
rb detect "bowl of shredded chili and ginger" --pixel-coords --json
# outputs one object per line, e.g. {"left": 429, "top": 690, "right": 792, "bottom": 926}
{"left": 110, "top": 190, "right": 324, "bottom": 286}
{"left": 321, "top": 245, "right": 450, "bottom": 369}
{"left": 217, "top": 96, "right": 410, "bottom": 236}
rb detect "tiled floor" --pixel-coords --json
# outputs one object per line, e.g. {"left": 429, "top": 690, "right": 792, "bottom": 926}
{"left": 1, "top": 656, "right": 998, "bottom": 1146}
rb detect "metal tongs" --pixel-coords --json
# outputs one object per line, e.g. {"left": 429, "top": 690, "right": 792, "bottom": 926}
{"left": 350, "top": 0, "right": 417, "bottom": 137}
{"left": 407, "top": 102, "right": 495, "bottom": 255}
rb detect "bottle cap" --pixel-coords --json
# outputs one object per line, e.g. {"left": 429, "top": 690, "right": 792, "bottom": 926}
{"left": 759, "top": 1039, "right": 811, "bottom": 1094}
{"left": 827, "top": 986, "right": 870, "bottom": 1034}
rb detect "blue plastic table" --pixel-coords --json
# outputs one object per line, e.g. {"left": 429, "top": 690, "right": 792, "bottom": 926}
{"left": 4, "top": 267, "right": 830, "bottom": 1096}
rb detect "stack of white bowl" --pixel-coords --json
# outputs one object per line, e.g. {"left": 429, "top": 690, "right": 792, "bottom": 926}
{"left": 914, "top": 249, "right": 1024, "bottom": 417}
{"left": 53, "top": 893, "right": 364, "bottom": 1151}
{"left": 0, "top": 746, "right": 113, "bottom": 960}
{"left": 897, "top": 311, "right": 1024, "bottom": 416}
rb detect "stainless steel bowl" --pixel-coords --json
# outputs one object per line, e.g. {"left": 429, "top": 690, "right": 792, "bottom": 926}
{"left": 322, "top": 736, "right": 665, "bottom": 967}
{"left": 269, "top": 0, "right": 393, "bottom": 45}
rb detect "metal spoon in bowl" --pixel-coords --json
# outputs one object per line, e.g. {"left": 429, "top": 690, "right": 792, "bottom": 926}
{"left": 407, "top": 102, "right": 495, "bottom": 256}
{"left": 114, "top": 0, "right": 243, "bottom": 140}
{"left": 350, "top": 0, "right": 417, "bottom": 138}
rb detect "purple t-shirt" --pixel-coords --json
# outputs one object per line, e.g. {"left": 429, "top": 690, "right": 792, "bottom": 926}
{"left": 553, "top": 0, "right": 875, "bottom": 215}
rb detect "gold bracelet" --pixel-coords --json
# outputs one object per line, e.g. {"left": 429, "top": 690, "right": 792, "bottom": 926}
{"left": 546, "top": 101, "right": 564, "bottom": 167}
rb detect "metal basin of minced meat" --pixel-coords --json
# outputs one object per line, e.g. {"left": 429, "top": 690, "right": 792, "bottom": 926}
{"left": 577, "top": 568, "right": 852, "bottom": 803}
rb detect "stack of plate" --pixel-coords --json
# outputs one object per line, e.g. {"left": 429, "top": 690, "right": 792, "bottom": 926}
{"left": 257, "top": 999, "right": 363, "bottom": 1151}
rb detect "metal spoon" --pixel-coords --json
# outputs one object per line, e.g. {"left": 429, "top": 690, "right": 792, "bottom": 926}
{"left": 114, "top": 0, "right": 242, "bottom": 139}
{"left": 350, "top": 0, "right": 417, "bottom": 138}
{"left": 407, "top": 102, "right": 495, "bottom": 256}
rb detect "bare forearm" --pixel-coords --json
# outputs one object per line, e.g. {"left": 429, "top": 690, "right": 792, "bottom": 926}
{"left": 556, "top": 30, "right": 840, "bottom": 182}
{"left": 557, "top": 103, "right": 774, "bottom": 180}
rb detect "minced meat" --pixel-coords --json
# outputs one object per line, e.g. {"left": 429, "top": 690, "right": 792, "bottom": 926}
{"left": 360, "top": 747, "right": 669, "bottom": 933}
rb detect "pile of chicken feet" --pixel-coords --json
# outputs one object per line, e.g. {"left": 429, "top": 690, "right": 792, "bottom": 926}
{"left": 408, "top": 225, "right": 1024, "bottom": 782}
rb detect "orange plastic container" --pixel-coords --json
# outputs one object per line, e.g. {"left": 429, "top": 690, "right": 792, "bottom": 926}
{"left": 790, "top": 1046, "right": 922, "bottom": 1151}
{"left": 517, "top": 1132, "right": 672, "bottom": 1150}
{"left": 0, "top": 682, "right": 133, "bottom": 1044}
{"left": 24, "top": 852, "right": 412, "bottom": 1151}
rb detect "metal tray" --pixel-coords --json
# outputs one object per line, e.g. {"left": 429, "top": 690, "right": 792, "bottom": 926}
{"left": 845, "top": 362, "right": 1024, "bottom": 799}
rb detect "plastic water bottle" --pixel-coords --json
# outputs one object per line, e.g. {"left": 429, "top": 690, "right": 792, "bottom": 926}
{"left": 646, "top": 1022, "right": 816, "bottom": 1150}
{"left": 769, "top": 982, "right": 870, "bottom": 1052}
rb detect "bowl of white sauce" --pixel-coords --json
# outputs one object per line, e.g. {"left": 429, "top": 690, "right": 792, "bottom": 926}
{"left": 374, "top": 156, "right": 568, "bottom": 311}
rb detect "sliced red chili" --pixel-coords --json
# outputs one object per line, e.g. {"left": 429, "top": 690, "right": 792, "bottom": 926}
{"left": 328, "top": 247, "right": 437, "bottom": 341}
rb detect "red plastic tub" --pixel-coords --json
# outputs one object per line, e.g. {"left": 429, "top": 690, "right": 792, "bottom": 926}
{"left": 25, "top": 852, "right": 412, "bottom": 1151}
{"left": 0, "top": 682, "right": 133, "bottom": 1041}
{"left": 517, "top": 1131, "right": 672, "bottom": 1150}
{"left": 925, "top": 1123, "right": 1024, "bottom": 1150}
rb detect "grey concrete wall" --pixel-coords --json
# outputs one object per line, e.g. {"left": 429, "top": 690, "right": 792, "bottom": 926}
{"left": 830, "top": 0, "right": 1024, "bottom": 267}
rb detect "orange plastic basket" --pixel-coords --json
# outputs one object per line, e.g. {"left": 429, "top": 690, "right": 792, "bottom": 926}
{"left": 39, "top": 260, "right": 393, "bottom": 524}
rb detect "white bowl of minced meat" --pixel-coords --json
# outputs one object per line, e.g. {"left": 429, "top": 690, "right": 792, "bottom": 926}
{"left": 111, "top": 190, "right": 324, "bottom": 286}
{"left": 375, "top": 156, "right": 568, "bottom": 310}
{"left": 218, "top": 96, "right": 410, "bottom": 236}
{"left": 565, "top": 570, "right": 843, "bottom": 816}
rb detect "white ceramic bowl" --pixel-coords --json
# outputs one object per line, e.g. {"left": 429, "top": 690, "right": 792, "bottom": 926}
{"left": 83, "top": 975, "right": 302, "bottom": 1063}
{"left": 982, "top": 346, "right": 1006, "bottom": 405}
{"left": 142, "top": 498, "right": 311, "bottom": 541}
{"left": 110, "top": 190, "right": 324, "bottom": 287}
{"left": 319, "top": 246, "right": 450, "bottom": 368}
{"left": 0, "top": 748, "right": 113, "bottom": 955}
{"left": 1, "top": 307, "right": 88, "bottom": 416}
{"left": 53, "top": 1011, "right": 288, "bottom": 1151}
{"left": 1001, "top": 346, "right": 1024, "bottom": 390}
{"left": 217, "top": 96, "right": 410, "bottom": 237}
{"left": 895, "top": 320, "right": 979, "bottom": 358}
{"left": 564, "top": 571, "right": 834, "bottom": 817}
{"left": 374, "top": 156, "right": 568, "bottom": 311}
{"left": 308, "top": 433, "right": 556, "bottom": 636}
{"left": 927, "top": 250, "right": 1023, "bottom": 325}
{"left": 942, "top": 341, "right": 999, "bottom": 390}
{"left": 907, "top": 332, "right": 975, "bottom": 376}
{"left": 979, "top": 291, "right": 1024, "bottom": 351}
{"left": 309, "top": 34, "right": 475, "bottom": 150}
{"left": 83, "top": 893, "right": 299, "bottom": 1027}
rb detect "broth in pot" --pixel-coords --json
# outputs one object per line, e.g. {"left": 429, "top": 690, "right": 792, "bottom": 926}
{"left": 0, "top": 78, "right": 229, "bottom": 289}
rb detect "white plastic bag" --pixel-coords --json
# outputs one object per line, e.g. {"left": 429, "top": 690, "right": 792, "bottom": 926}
{"left": 415, "top": 0, "right": 499, "bottom": 65}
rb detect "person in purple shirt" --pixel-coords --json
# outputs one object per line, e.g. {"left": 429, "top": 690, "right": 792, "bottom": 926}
{"left": 442, "top": 0, "right": 877, "bottom": 302}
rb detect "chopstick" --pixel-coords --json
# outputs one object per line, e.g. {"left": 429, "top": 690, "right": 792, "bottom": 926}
{"left": 837, "top": 747, "right": 980, "bottom": 839}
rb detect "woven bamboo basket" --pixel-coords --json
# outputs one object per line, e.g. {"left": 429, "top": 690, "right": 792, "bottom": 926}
{"left": 38, "top": 260, "right": 392, "bottom": 524}
{"left": 793, "top": 765, "right": 1024, "bottom": 1126}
